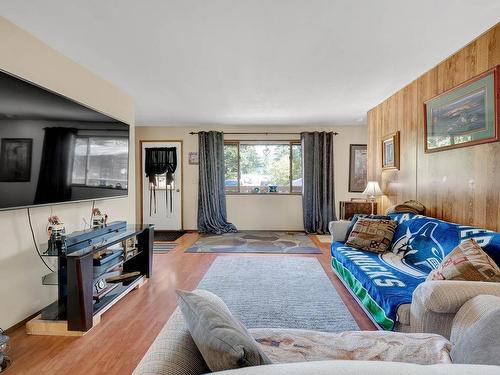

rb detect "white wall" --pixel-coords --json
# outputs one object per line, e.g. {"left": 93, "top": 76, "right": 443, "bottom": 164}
{"left": 0, "top": 17, "right": 135, "bottom": 329}
{"left": 136, "top": 125, "right": 367, "bottom": 230}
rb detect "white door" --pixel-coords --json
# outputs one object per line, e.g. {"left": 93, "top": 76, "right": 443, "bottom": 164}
{"left": 142, "top": 141, "right": 182, "bottom": 230}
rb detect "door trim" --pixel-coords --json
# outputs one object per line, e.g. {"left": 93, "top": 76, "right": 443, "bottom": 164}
{"left": 140, "top": 140, "right": 184, "bottom": 230}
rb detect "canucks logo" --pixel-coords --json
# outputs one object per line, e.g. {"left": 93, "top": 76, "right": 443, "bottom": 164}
{"left": 458, "top": 226, "right": 494, "bottom": 246}
{"left": 380, "top": 222, "right": 445, "bottom": 278}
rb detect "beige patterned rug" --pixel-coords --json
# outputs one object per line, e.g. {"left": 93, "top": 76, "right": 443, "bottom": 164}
{"left": 186, "top": 231, "right": 321, "bottom": 254}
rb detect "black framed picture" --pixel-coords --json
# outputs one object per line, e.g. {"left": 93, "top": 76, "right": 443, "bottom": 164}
{"left": 348, "top": 144, "right": 367, "bottom": 192}
{"left": 0, "top": 138, "right": 33, "bottom": 182}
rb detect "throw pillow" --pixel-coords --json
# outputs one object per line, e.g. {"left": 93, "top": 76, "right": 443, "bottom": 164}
{"left": 176, "top": 289, "right": 271, "bottom": 372}
{"left": 345, "top": 218, "right": 398, "bottom": 253}
{"left": 344, "top": 214, "right": 391, "bottom": 242}
{"left": 427, "top": 239, "right": 500, "bottom": 282}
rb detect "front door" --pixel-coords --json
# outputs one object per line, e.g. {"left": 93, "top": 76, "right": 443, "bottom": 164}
{"left": 142, "top": 141, "right": 182, "bottom": 230}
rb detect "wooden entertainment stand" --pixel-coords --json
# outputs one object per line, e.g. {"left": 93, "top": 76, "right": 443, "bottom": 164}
{"left": 26, "top": 222, "right": 154, "bottom": 336}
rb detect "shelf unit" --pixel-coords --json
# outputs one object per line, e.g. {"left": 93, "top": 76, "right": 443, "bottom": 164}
{"left": 27, "top": 222, "right": 154, "bottom": 336}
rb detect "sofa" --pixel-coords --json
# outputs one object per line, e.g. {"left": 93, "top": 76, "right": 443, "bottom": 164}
{"left": 133, "top": 290, "right": 500, "bottom": 374}
{"left": 329, "top": 213, "right": 500, "bottom": 337}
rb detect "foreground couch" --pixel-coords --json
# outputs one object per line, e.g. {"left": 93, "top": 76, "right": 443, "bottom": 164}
{"left": 330, "top": 213, "right": 500, "bottom": 336}
{"left": 133, "top": 290, "right": 500, "bottom": 374}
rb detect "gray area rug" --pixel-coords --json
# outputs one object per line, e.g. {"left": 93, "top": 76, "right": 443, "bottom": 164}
{"left": 197, "top": 256, "right": 358, "bottom": 332}
{"left": 186, "top": 231, "right": 321, "bottom": 254}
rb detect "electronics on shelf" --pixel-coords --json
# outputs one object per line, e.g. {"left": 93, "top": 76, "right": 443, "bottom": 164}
{"left": 27, "top": 221, "right": 154, "bottom": 336}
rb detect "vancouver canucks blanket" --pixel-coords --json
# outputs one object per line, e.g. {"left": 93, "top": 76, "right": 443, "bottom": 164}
{"left": 331, "top": 243, "right": 425, "bottom": 330}
{"left": 331, "top": 213, "right": 500, "bottom": 330}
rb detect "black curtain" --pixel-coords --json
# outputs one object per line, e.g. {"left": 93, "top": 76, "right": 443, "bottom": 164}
{"left": 34, "top": 127, "right": 77, "bottom": 204}
{"left": 301, "top": 132, "right": 336, "bottom": 234}
{"left": 145, "top": 147, "right": 177, "bottom": 214}
{"left": 197, "top": 131, "right": 237, "bottom": 234}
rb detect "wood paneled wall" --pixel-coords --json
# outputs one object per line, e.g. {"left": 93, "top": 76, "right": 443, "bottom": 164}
{"left": 368, "top": 23, "right": 500, "bottom": 231}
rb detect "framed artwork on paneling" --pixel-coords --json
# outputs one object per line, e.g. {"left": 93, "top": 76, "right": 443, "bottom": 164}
{"left": 348, "top": 144, "right": 367, "bottom": 192}
{"left": 382, "top": 131, "right": 400, "bottom": 170}
{"left": 424, "top": 65, "right": 500, "bottom": 153}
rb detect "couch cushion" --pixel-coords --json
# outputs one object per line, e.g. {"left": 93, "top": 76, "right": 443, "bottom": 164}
{"left": 176, "top": 289, "right": 271, "bottom": 372}
{"left": 249, "top": 328, "right": 451, "bottom": 365}
{"left": 427, "top": 239, "right": 500, "bottom": 282}
{"left": 331, "top": 242, "right": 426, "bottom": 330}
{"left": 345, "top": 218, "right": 398, "bottom": 253}
{"left": 396, "top": 303, "right": 411, "bottom": 325}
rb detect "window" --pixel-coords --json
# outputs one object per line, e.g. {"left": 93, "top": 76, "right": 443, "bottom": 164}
{"left": 224, "top": 141, "right": 302, "bottom": 194}
{"left": 72, "top": 137, "right": 128, "bottom": 189}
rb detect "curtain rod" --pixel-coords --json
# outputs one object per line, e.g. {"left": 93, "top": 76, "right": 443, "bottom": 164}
{"left": 189, "top": 131, "right": 339, "bottom": 135}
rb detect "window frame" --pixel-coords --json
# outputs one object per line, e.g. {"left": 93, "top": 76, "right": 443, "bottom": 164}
{"left": 223, "top": 140, "right": 302, "bottom": 195}
{"left": 71, "top": 135, "right": 129, "bottom": 189}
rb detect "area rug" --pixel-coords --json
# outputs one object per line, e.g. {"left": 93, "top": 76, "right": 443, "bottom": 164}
{"left": 185, "top": 231, "right": 321, "bottom": 254}
{"left": 153, "top": 242, "right": 177, "bottom": 253}
{"left": 197, "top": 256, "right": 358, "bottom": 332}
{"left": 316, "top": 235, "right": 331, "bottom": 243}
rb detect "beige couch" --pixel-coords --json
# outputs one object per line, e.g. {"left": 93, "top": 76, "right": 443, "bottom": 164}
{"left": 133, "top": 291, "right": 500, "bottom": 374}
{"left": 329, "top": 220, "right": 500, "bottom": 338}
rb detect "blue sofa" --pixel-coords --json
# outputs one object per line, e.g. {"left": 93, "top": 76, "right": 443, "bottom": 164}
{"left": 330, "top": 213, "right": 500, "bottom": 331}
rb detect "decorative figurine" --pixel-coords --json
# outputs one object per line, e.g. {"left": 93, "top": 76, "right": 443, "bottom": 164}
{"left": 47, "top": 215, "right": 66, "bottom": 254}
{"left": 0, "top": 328, "right": 11, "bottom": 372}
{"left": 91, "top": 208, "right": 108, "bottom": 229}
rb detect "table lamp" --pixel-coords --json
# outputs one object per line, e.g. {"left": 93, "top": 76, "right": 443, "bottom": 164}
{"left": 362, "top": 181, "right": 383, "bottom": 215}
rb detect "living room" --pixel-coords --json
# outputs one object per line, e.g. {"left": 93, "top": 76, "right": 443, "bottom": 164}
{"left": 0, "top": 1, "right": 499, "bottom": 374}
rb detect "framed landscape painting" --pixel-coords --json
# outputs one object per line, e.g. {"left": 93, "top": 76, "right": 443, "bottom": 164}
{"left": 382, "top": 131, "right": 400, "bottom": 170}
{"left": 424, "top": 65, "right": 500, "bottom": 153}
{"left": 348, "top": 144, "right": 367, "bottom": 192}
{"left": 0, "top": 138, "right": 32, "bottom": 182}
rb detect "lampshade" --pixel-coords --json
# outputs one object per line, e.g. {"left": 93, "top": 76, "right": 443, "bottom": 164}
{"left": 362, "top": 181, "right": 383, "bottom": 198}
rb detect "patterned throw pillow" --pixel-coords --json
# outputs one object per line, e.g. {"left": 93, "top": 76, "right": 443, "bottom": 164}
{"left": 344, "top": 214, "right": 391, "bottom": 242}
{"left": 427, "top": 239, "right": 500, "bottom": 282}
{"left": 345, "top": 218, "right": 398, "bottom": 253}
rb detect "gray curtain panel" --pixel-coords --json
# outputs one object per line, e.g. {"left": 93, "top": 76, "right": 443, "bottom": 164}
{"left": 198, "top": 131, "right": 238, "bottom": 234}
{"left": 301, "top": 132, "right": 336, "bottom": 234}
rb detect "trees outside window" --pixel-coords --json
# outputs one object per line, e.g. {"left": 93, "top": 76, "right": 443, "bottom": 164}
{"left": 223, "top": 141, "right": 302, "bottom": 194}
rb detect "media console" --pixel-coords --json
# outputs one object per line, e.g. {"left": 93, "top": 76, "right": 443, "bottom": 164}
{"left": 26, "top": 221, "right": 154, "bottom": 336}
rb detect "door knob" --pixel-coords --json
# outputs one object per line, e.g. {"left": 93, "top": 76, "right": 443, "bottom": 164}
{"left": 176, "top": 189, "right": 180, "bottom": 192}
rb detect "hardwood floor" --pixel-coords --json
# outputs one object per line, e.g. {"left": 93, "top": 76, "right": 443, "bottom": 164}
{"left": 7, "top": 233, "right": 376, "bottom": 375}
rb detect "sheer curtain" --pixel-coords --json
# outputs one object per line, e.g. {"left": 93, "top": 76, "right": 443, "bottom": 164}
{"left": 197, "top": 131, "right": 237, "bottom": 234}
{"left": 301, "top": 131, "right": 336, "bottom": 234}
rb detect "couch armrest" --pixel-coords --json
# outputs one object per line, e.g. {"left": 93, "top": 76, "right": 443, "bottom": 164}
{"left": 329, "top": 220, "right": 351, "bottom": 242}
{"left": 413, "top": 281, "right": 500, "bottom": 314}
{"left": 450, "top": 295, "right": 500, "bottom": 365}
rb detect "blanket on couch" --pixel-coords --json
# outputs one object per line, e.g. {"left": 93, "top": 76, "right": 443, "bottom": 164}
{"left": 331, "top": 213, "right": 500, "bottom": 330}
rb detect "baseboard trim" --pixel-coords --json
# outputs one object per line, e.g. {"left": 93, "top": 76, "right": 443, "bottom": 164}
{"left": 5, "top": 310, "right": 41, "bottom": 334}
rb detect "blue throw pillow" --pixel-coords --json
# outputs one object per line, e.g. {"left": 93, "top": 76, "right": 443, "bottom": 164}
{"left": 344, "top": 214, "right": 391, "bottom": 242}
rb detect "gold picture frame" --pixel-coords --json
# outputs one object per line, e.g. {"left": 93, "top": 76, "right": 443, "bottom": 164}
{"left": 382, "top": 131, "right": 400, "bottom": 170}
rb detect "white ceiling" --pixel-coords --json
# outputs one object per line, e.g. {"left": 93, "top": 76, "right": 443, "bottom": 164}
{"left": 1, "top": 1, "right": 499, "bottom": 126}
